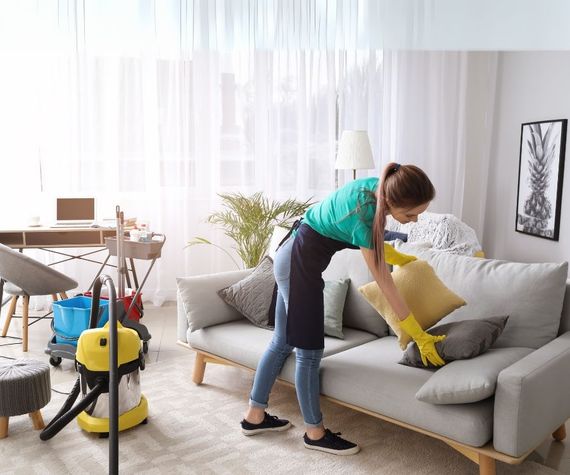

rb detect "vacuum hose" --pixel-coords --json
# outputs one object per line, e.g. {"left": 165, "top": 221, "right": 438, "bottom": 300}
{"left": 39, "top": 377, "right": 105, "bottom": 441}
{"left": 92, "top": 274, "right": 119, "bottom": 475}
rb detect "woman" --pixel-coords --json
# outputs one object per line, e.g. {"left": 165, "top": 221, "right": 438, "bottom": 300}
{"left": 240, "top": 162, "right": 446, "bottom": 455}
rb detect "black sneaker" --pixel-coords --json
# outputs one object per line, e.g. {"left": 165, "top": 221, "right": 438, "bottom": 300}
{"left": 240, "top": 412, "right": 291, "bottom": 436}
{"left": 303, "top": 429, "right": 360, "bottom": 455}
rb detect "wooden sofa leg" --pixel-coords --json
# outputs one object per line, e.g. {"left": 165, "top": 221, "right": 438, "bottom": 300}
{"left": 479, "top": 454, "right": 496, "bottom": 475}
{"left": 193, "top": 353, "right": 207, "bottom": 385}
{"left": 553, "top": 423, "right": 566, "bottom": 441}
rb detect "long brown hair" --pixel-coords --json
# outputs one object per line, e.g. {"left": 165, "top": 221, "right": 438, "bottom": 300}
{"left": 371, "top": 162, "right": 435, "bottom": 267}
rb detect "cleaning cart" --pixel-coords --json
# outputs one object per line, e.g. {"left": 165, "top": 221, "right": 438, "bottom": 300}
{"left": 101, "top": 230, "right": 165, "bottom": 354}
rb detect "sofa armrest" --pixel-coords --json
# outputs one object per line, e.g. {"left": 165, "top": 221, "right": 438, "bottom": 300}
{"left": 177, "top": 290, "right": 190, "bottom": 342}
{"left": 176, "top": 269, "right": 252, "bottom": 340}
{"left": 493, "top": 331, "right": 570, "bottom": 457}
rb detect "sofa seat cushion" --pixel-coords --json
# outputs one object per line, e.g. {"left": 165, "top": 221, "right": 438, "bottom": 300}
{"left": 319, "top": 337, "right": 494, "bottom": 447}
{"left": 187, "top": 321, "right": 378, "bottom": 383}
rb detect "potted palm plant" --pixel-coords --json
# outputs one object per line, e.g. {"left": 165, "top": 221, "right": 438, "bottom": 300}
{"left": 187, "top": 192, "right": 312, "bottom": 269}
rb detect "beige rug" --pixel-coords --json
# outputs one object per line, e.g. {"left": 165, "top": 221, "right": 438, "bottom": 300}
{"left": 0, "top": 353, "right": 564, "bottom": 474}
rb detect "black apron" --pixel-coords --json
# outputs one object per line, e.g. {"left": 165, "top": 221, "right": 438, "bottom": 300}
{"left": 286, "top": 222, "right": 358, "bottom": 350}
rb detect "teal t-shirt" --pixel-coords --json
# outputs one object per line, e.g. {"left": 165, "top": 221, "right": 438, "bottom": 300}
{"left": 303, "top": 177, "right": 379, "bottom": 249}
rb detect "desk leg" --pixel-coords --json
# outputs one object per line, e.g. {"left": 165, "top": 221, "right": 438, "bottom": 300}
{"left": 123, "top": 258, "right": 132, "bottom": 289}
{"left": 124, "top": 258, "right": 157, "bottom": 319}
{"left": 129, "top": 258, "right": 140, "bottom": 289}
{"left": 88, "top": 254, "right": 111, "bottom": 291}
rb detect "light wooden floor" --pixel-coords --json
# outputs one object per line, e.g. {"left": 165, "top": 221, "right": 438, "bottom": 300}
{"left": 1, "top": 301, "right": 569, "bottom": 473}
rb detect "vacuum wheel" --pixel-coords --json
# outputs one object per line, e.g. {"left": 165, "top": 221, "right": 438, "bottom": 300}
{"left": 142, "top": 341, "right": 149, "bottom": 354}
{"left": 49, "top": 356, "right": 62, "bottom": 367}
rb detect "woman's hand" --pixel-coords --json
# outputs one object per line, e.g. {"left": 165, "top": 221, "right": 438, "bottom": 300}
{"left": 399, "top": 313, "right": 446, "bottom": 367}
{"left": 383, "top": 243, "right": 417, "bottom": 267}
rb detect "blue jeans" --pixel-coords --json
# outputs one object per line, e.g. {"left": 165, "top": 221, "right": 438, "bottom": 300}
{"left": 249, "top": 236, "right": 324, "bottom": 427}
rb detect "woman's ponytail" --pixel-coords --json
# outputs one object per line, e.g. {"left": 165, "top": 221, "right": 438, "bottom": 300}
{"left": 371, "top": 162, "right": 435, "bottom": 267}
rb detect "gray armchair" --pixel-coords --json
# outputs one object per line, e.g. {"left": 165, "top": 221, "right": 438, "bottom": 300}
{"left": 0, "top": 244, "right": 77, "bottom": 352}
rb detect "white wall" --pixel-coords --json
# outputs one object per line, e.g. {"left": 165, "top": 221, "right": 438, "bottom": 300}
{"left": 461, "top": 52, "right": 498, "bottom": 236}
{"left": 483, "top": 52, "right": 570, "bottom": 262}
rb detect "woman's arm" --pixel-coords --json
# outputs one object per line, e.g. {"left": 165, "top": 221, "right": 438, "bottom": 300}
{"left": 360, "top": 246, "right": 409, "bottom": 320}
{"left": 360, "top": 246, "right": 446, "bottom": 366}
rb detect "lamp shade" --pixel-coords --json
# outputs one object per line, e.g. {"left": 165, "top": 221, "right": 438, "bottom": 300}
{"left": 335, "top": 130, "right": 375, "bottom": 170}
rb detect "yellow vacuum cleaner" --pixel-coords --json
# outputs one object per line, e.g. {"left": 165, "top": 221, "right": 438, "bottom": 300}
{"left": 41, "top": 274, "right": 148, "bottom": 474}
{"left": 75, "top": 313, "right": 148, "bottom": 434}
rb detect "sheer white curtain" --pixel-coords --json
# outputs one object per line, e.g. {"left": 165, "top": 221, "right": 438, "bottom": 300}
{"left": 0, "top": 1, "right": 495, "bottom": 301}
{"left": 378, "top": 51, "right": 498, "bottom": 227}
{"left": 380, "top": 51, "right": 469, "bottom": 215}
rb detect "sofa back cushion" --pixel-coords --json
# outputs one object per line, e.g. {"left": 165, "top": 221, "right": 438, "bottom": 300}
{"left": 323, "top": 249, "right": 389, "bottom": 337}
{"left": 399, "top": 247, "right": 568, "bottom": 349}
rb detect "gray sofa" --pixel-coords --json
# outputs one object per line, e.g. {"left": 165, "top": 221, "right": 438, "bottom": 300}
{"left": 176, "top": 248, "right": 570, "bottom": 475}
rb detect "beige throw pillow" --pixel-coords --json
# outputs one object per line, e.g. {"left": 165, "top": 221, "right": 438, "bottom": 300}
{"left": 358, "top": 259, "right": 466, "bottom": 349}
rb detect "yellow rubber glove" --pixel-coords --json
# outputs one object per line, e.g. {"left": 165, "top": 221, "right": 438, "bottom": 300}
{"left": 383, "top": 243, "right": 417, "bottom": 267}
{"left": 399, "top": 313, "right": 446, "bottom": 367}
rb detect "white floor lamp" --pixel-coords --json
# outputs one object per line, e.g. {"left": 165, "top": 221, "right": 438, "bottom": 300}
{"left": 335, "top": 130, "right": 375, "bottom": 183}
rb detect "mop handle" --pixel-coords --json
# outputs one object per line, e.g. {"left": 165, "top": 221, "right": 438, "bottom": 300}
{"left": 115, "top": 206, "right": 125, "bottom": 299}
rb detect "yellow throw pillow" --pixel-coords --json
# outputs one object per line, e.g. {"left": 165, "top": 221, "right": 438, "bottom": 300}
{"left": 358, "top": 260, "right": 466, "bottom": 350}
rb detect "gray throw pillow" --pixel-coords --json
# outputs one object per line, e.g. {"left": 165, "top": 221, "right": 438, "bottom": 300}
{"left": 218, "top": 257, "right": 350, "bottom": 339}
{"left": 399, "top": 316, "right": 509, "bottom": 368}
{"left": 323, "top": 279, "right": 350, "bottom": 339}
{"left": 217, "top": 256, "right": 276, "bottom": 329}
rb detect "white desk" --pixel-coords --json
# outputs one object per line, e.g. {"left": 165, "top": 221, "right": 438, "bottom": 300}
{"left": 0, "top": 226, "right": 116, "bottom": 249}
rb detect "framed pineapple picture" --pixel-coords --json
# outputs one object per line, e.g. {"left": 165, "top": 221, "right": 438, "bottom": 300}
{"left": 516, "top": 118, "right": 567, "bottom": 240}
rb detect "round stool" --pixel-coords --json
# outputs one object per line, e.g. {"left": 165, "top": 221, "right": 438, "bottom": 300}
{"left": 0, "top": 359, "right": 51, "bottom": 439}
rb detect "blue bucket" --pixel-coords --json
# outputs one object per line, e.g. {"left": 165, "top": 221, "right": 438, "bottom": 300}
{"left": 52, "top": 296, "right": 110, "bottom": 346}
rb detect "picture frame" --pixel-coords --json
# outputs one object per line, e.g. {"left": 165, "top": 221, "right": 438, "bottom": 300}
{"left": 516, "top": 119, "right": 567, "bottom": 240}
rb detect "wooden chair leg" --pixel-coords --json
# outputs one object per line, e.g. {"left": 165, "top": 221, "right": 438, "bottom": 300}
{"left": 29, "top": 410, "right": 45, "bottom": 430}
{"left": 59, "top": 292, "right": 68, "bottom": 300}
{"left": 479, "top": 454, "right": 496, "bottom": 475}
{"left": 51, "top": 294, "right": 58, "bottom": 301}
{"left": 1, "top": 296, "right": 18, "bottom": 337}
{"left": 22, "top": 295, "right": 29, "bottom": 352}
{"left": 553, "top": 423, "right": 566, "bottom": 441}
{"left": 193, "top": 353, "right": 207, "bottom": 385}
{"left": 0, "top": 416, "right": 8, "bottom": 439}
